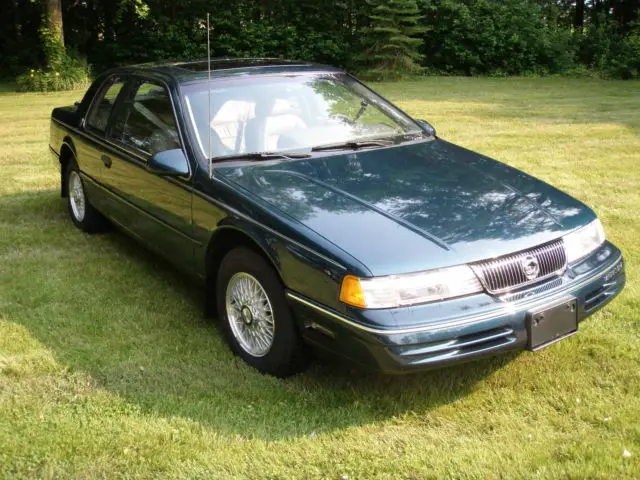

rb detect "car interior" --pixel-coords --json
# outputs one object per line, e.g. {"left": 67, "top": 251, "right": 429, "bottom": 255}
{"left": 185, "top": 88, "right": 310, "bottom": 158}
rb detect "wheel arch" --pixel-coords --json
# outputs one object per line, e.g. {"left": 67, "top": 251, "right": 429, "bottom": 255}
{"left": 59, "top": 137, "right": 77, "bottom": 197}
{"left": 204, "top": 225, "right": 284, "bottom": 316}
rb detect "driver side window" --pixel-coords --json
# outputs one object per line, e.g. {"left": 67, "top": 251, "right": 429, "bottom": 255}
{"left": 111, "top": 81, "right": 180, "bottom": 156}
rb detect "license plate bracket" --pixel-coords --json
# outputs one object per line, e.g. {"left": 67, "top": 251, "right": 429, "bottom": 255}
{"left": 527, "top": 297, "right": 578, "bottom": 351}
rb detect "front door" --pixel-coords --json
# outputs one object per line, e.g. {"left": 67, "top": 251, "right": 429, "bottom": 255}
{"left": 102, "top": 78, "right": 195, "bottom": 270}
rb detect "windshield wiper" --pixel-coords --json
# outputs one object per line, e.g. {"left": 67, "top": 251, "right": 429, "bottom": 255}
{"left": 212, "top": 151, "right": 312, "bottom": 163}
{"left": 353, "top": 100, "right": 369, "bottom": 123}
{"left": 311, "top": 139, "right": 394, "bottom": 152}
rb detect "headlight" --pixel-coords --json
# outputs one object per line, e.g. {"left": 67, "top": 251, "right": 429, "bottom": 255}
{"left": 339, "top": 265, "right": 483, "bottom": 309}
{"left": 562, "top": 218, "right": 606, "bottom": 264}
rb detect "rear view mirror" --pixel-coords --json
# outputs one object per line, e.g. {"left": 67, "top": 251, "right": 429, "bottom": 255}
{"left": 148, "top": 149, "right": 190, "bottom": 177}
{"left": 416, "top": 119, "right": 437, "bottom": 138}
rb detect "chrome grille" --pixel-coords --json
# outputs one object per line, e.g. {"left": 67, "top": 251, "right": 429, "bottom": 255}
{"left": 471, "top": 240, "right": 567, "bottom": 294}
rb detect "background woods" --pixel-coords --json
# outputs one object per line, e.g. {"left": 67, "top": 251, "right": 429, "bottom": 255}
{"left": 1, "top": 0, "right": 639, "bottom": 89}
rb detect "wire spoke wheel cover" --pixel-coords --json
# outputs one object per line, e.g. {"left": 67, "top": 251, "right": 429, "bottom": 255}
{"left": 68, "top": 171, "right": 86, "bottom": 222}
{"left": 225, "top": 272, "right": 275, "bottom": 357}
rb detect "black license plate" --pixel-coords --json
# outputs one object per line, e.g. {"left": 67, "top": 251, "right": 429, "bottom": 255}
{"left": 527, "top": 298, "right": 578, "bottom": 351}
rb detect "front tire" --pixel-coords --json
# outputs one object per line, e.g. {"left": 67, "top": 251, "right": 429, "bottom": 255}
{"left": 65, "top": 161, "right": 108, "bottom": 233}
{"left": 216, "top": 247, "right": 308, "bottom": 377}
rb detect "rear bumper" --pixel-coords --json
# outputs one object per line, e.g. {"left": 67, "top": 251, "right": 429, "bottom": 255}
{"left": 287, "top": 242, "right": 625, "bottom": 373}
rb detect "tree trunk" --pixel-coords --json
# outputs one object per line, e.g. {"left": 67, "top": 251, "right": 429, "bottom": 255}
{"left": 574, "top": 0, "right": 585, "bottom": 32}
{"left": 46, "top": 0, "right": 64, "bottom": 46}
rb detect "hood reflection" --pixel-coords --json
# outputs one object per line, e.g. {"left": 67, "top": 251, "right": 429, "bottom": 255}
{"left": 219, "top": 139, "right": 594, "bottom": 275}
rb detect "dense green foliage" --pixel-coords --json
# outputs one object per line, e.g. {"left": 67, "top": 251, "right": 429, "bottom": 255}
{"left": 421, "top": 0, "right": 574, "bottom": 75}
{"left": 1, "top": 0, "right": 639, "bottom": 88}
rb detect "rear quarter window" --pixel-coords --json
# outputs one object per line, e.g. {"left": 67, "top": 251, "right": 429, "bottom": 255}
{"left": 86, "top": 77, "right": 125, "bottom": 133}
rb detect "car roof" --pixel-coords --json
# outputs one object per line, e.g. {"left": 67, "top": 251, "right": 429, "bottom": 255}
{"left": 108, "top": 58, "right": 344, "bottom": 84}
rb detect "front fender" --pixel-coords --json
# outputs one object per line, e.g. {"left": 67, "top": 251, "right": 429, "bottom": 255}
{"left": 192, "top": 188, "right": 351, "bottom": 312}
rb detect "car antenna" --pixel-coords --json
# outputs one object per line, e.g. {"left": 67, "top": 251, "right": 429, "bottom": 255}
{"left": 207, "top": 13, "right": 213, "bottom": 179}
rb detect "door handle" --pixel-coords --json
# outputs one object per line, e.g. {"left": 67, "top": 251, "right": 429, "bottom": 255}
{"left": 101, "top": 154, "right": 112, "bottom": 168}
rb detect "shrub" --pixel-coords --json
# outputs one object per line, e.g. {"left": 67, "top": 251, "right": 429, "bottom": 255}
{"left": 16, "top": 56, "right": 90, "bottom": 92}
{"left": 420, "top": 0, "right": 579, "bottom": 76}
{"left": 605, "top": 32, "right": 640, "bottom": 79}
{"left": 578, "top": 16, "right": 640, "bottom": 80}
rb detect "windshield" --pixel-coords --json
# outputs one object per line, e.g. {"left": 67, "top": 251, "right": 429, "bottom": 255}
{"left": 181, "top": 73, "right": 424, "bottom": 160}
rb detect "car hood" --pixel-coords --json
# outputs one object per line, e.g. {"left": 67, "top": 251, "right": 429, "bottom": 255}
{"left": 217, "top": 139, "right": 595, "bottom": 276}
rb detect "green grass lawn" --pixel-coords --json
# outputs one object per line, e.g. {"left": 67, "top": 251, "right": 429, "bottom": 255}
{"left": 1, "top": 77, "right": 639, "bottom": 479}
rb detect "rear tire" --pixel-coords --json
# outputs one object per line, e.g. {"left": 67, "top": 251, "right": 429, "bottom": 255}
{"left": 216, "top": 247, "right": 309, "bottom": 377}
{"left": 65, "top": 161, "right": 108, "bottom": 233}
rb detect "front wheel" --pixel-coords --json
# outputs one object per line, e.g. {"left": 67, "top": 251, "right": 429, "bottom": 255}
{"left": 216, "top": 247, "right": 308, "bottom": 377}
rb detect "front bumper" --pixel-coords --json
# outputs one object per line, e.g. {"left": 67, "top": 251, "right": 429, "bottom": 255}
{"left": 287, "top": 241, "right": 625, "bottom": 373}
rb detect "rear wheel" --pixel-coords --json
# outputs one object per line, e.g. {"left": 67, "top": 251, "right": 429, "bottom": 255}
{"left": 216, "top": 247, "right": 308, "bottom": 377}
{"left": 65, "top": 161, "right": 108, "bottom": 233}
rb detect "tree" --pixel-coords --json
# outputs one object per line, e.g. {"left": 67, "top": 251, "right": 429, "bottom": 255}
{"left": 46, "top": 0, "right": 64, "bottom": 46}
{"left": 359, "top": 0, "right": 426, "bottom": 77}
{"left": 41, "top": 0, "right": 65, "bottom": 68}
{"left": 575, "top": 0, "right": 585, "bottom": 31}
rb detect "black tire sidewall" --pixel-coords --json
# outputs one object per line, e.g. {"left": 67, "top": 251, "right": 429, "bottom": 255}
{"left": 216, "top": 247, "right": 305, "bottom": 377}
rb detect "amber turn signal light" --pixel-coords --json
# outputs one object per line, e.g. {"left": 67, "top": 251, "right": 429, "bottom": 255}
{"left": 339, "top": 275, "right": 367, "bottom": 308}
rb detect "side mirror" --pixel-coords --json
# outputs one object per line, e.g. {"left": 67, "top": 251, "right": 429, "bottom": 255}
{"left": 415, "top": 119, "right": 437, "bottom": 138}
{"left": 147, "top": 149, "right": 190, "bottom": 177}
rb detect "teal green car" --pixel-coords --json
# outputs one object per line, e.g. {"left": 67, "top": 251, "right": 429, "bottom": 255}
{"left": 49, "top": 59, "right": 625, "bottom": 377}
